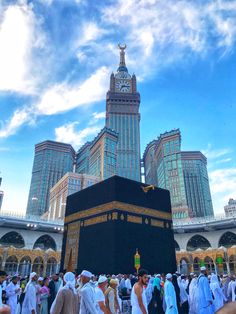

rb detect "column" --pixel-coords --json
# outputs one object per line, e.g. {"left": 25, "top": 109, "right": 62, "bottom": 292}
{"left": 177, "top": 264, "right": 180, "bottom": 273}
{"left": 226, "top": 262, "right": 230, "bottom": 274}
{"left": 56, "top": 263, "right": 60, "bottom": 274}
{"left": 214, "top": 263, "right": 218, "bottom": 275}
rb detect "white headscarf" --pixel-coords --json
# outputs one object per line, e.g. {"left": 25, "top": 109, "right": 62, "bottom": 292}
{"left": 210, "top": 273, "right": 220, "bottom": 293}
{"left": 24, "top": 272, "right": 37, "bottom": 293}
{"left": 63, "top": 272, "right": 77, "bottom": 294}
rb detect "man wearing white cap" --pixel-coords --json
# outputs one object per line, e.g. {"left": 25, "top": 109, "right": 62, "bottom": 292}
{"left": 197, "top": 266, "right": 214, "bottom": 314}
{"left": 50, "top": 272, "right": 78, "bottom": 314}
{"left": 189, "top": 274, "right": 198, "bottom": 314}
{"left": 6, "top": 275, "right": 20, "bottom": 314}
{"left": 22, "top": 272, "right": 38, "bottom": 314}
{"left": 79, "top": 270, "right": 98, "bottom": 314}
{"left": 164, "top": 273, "right": 178, "bottom": 314}
{"left": 95, "top": 276, "right": 111, "bottom": 314}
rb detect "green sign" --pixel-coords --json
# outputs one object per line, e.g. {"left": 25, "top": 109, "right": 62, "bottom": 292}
{"left": 134, "top": 249, "right": 140, "bottom": 270}
{"left": 216, "top": 256, "right": 223, "bottom": 264}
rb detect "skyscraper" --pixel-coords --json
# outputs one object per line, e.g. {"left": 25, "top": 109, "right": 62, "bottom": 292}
{"left": 26, "top": 140, "right": 75, "bottom": 216}
{"left": 48, "top": 172, "right": 99, "bottom": 221}
{"left": 0, "top": 177, "right": 3, "bottom": 211}
{"left": 143, "top": 130, "right": 214, "bottom": 218}
{"left": 106, "top": 44, "right": 141, "bottom": 182}
{"left": 150, "top": 129, "right": 189, "bottom": 218}
{"left": 76, "top": 142, "right": 91, "bottom": 174}
{"left": 181, "top": 151, "right": 214, "bottom": 217}
{"left": 224, "top": 199, "right": 236, "bottom": 217}
{"left": 89, "top": 127, "right": 118, "bottom": 180}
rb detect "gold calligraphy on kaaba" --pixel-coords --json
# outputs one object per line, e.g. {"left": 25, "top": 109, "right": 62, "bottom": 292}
{"left": 127, "top": 215, "right": 142, "bottom": 224}
{"left": 64, "top": 221, "right": 80, "bottom": 271}
{"left": 83, "top": 214, "right": 107, "bottom": 227}
{"left": 151, "top": 219, "right": 164, "bottom": 228}
{"left": 65, "top": 201, "right": 171, "bottom": 224}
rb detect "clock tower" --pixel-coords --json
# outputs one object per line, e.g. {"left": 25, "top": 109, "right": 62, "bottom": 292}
{"left": 106, "top": 44, "right": 141, "bottom": 181}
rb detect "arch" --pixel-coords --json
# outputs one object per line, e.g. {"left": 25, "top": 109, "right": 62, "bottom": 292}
{"left": 5, "top": 255, "right": 18, "bottom": 275}
{"left": 32, "top": 257, "right": 44, "bottom": 276}
{"left": 174, "top": 240, "right": 180, "bottom": 252}
{"left": 187, "top": 235, "right": 211, "bottom": 251}
{"left": 0, "top": 231, "right": 25, "bottom": 248}
{"left": 19, "top": 256, "right": 31, "bottom": 277}
{"left": 229, "top": 255, "right": 236, "bottom": 274}
{"left": 219, "top": 232, "right": 236, "bottom": 248}
{"left": 193, "top": 257, "right": 202, "bottom": 273}
{"left": 46, "top": 257, "right": 57, "bottom": 276}
{"left": 204, "top": 256, "right": 215, "bottom": 273}
{"left": 33, "top": 235, "right": 56, "bottom": 251}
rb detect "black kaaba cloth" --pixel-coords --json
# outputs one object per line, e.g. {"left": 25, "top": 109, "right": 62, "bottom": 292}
{"left": 61, "top": 175, "right": 176, "bottom": 274}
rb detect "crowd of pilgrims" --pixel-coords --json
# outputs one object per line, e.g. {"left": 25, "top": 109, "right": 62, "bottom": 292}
{"left": 0, "top": 266, "right": 236, "bottom": 314}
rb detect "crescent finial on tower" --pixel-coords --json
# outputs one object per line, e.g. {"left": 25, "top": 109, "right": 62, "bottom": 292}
{"left": 117, "top": 43, "right": 128, "bottom": 72}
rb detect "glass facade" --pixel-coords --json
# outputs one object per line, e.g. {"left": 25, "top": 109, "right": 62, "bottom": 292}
{"left": 105, "top": 47, "right": 141, "bottom": 182}
{"left": 75, "top": 142, "right": 91, "bottom": 174}
{"left": 0, "top": 191, "right": 3, "bottom": 211}
{"left": 154, "top": 130, "right": 189, "bottom": 219}
{"left": 181, "top": 152, "right": 214, "bottom": 217}
{"left": 26, "top": 141, "right": 75, "bottom": 216}
{"left": 89, "top": 127, "right": 118, "bottom": 180}
{"left": 106, "top": 113, "right": 140, "bottom": 181}
{"left": 48, "top": 172, "right": 99, "bottom": 220}
{"left": 143, "top": 130, "right": 214, "bottom": 219}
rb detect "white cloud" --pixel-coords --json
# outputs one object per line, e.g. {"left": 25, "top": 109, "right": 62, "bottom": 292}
{"left": 0, "top": 107, "right": 35, "bottom": 138}
{"left": 209, "top": 167, "right": 236, "bottom": 215}
{"left": 77, "top": 22, "right": 106, "bottom": 46}
{"left": 93, "top": 112, "right": 105, "bottom": 119}
{"left": 102, "top": 0, "right": 236, "bottom": 78}
{"left": 55, "top": 121, "right": 101, "bottom": 149}
{"left": 215, "top": 158, "right": 232, "bottom": 164}
{"left": 0, "top": 67, "right": 109, "bottom": 138}
{"left": 202, "top": 144, "right": 231, "bottom": 160}
{"left": 37, "top": 66, "right": 109, "bottom": 115}
{"left": 88, "top": 111, "right": 106, "bottom": 125}
{"left": 0, "top": 2, "right": 46, "bottom": 94}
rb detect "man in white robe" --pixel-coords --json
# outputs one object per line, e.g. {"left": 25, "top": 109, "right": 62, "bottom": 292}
{"left": 125, "top": 275, "right": 132, "bottom": 295}
{"left": 6, "top": 276, "right": 20, "bottom": 314}
{"left": 210, "top": 273, "right": 227, "bottom": 312}
{"left": 197, "top": 266, "right": 214, "bottom": 314}
{"left": 227, "top": 275, "right": 236, "bottom": 302}
{"left": 179, "top": 276, "right": 189, "bottom": 313}
{"left": 79, "top": 270, "right": 98, "bottom": 314}
{"left": 22, "top": 272, "right": 38, "bottom": 314}
{"left": 189, "top": 274, "right": 198, "bottom": 314}
{"left": 164, "top": 273, "right": 178, "bottom": 314}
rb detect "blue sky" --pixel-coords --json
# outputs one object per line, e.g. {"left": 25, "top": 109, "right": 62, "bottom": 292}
{"left": 0, "top": 0, "right": 235, "bottom": 216}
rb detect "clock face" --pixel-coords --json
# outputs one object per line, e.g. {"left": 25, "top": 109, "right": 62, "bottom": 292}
{"left": 115, "top": 79, "right": 131, "bottom": 93}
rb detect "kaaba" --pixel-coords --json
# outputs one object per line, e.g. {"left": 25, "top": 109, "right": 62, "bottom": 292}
{"left": 61, "top": 175, "right": 176, "bottom": 275}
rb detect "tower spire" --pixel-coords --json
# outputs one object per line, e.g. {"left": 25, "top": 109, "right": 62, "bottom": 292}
{"left": 117, "top": 43, "right": 128, "bottom": 72}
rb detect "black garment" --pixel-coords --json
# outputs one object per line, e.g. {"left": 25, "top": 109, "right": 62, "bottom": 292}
{"left": 148, "top": 286, "right": 164, "bottom": 314}
{"left": 172, "top": 275, "right": 181, "bottom": 312}
{"left": 180, "top": 300, "right": 189, "bottom": 314}
{"left": 186, "top": 277, "right": 192, "bottom": 294}
{"left": 48, "top": 280, "right": 56, "bottom": 312}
